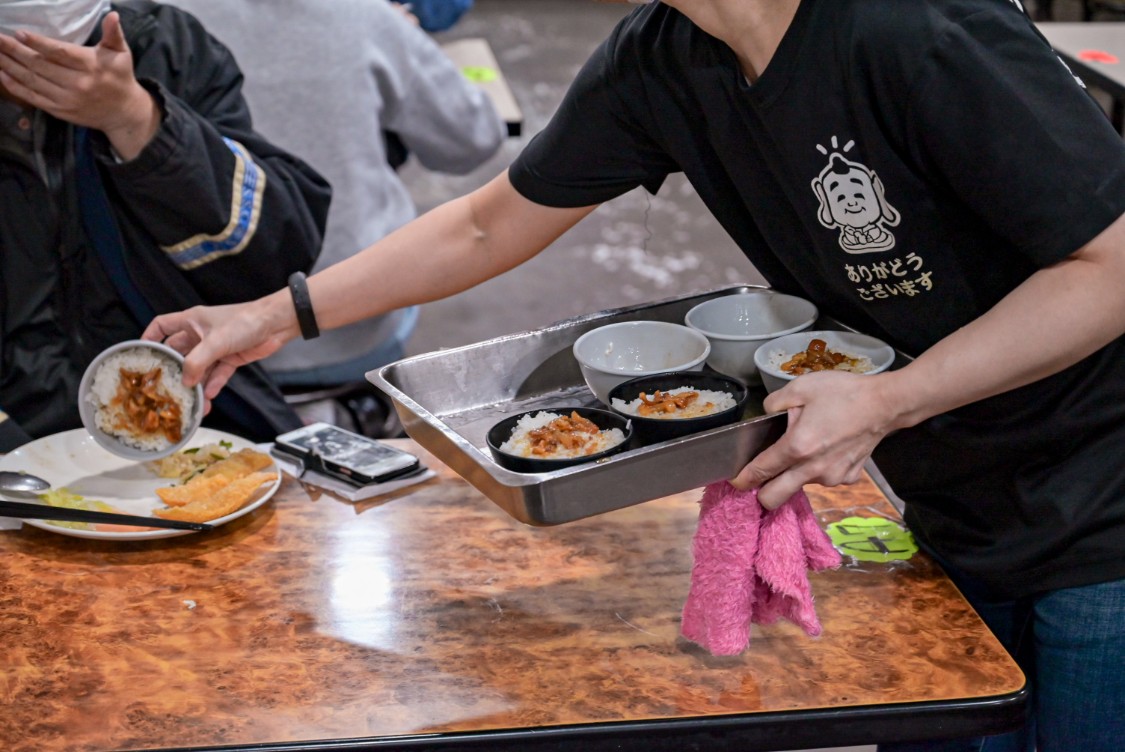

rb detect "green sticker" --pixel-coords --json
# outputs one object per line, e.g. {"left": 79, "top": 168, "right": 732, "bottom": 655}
{"left": 461, "top": 66, "right": 498, "bottom": 83}
{"left": 826, "top": 516, "right": 918, "bottom": 562}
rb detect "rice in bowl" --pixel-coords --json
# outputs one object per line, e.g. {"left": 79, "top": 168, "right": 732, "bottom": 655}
{"left": 772, "top": 338, "right": 874, "bottom": 375}
{"left": 86, "top": 347, "right": 196, "bottom": 452}
{"left": 611, "top": 386, "right": 736, "bottom": 420}
{"left": 499, "top": 410, "right": 626, "bottom": 459}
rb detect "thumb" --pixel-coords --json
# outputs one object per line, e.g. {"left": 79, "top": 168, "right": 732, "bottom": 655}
{"left": 97, "top": 12, "right": 128, "bottom": 52}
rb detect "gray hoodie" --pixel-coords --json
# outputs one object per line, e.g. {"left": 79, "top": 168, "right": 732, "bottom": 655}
{"left": 173, "top": 0, "right": 505, "bottom": 378}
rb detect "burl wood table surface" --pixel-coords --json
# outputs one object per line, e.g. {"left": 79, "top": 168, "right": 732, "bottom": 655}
{"left": 0, "top": 440, "right": 1026, "bottom": 752}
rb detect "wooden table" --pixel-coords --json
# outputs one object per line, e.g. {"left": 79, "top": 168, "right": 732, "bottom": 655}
{"left": 0, "top": 440, "right": 1026, "bottom": 752}
{"left": 441, "top": 38, "right": 523, "bottom": 137}
{"left": 1038, "top": 21, "right": 1125, "bottom": 132}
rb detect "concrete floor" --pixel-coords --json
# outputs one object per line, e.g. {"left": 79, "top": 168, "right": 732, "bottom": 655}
{"left": 395, "top": 2, "right": 1099, "bottom": 749}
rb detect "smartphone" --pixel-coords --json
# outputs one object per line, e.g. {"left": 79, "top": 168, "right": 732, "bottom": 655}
{"left": 273, "top": 422, "right": 421, "bottom": 485}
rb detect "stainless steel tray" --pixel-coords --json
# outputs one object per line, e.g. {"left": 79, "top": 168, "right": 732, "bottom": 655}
{"left": 370, "top": 286, "right": 800, "bottom": 525}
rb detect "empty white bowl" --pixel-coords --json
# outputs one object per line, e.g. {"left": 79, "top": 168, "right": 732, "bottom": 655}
{"left": 572, "top": 321, "right": 711, "bottom": 404}
{"left": 684, "top": 290, "right": 818, "bottom": 384}
{"left": 753, "top": 329, "right": 896, "bottom": 393}
{"left": 78, "top": 340, "right": 204, "bottom": 460}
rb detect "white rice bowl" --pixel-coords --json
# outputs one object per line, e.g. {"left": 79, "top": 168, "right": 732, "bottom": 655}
{"left": 499, "top": 411, "right": 626, "bottom": 459}
{"left": 85, "top": 347, "right": 196, "bottom": 452}
{"left": 611, "top": 387, "right": 736, "bottom": 420}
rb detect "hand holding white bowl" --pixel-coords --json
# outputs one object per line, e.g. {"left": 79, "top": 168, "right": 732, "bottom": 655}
{"left": 78, "top": 340, "right": 205, "bottom": 460}
{"left": 737, "top": 329, "right": 898, "bottom": 509}
{"left": 729, "top": 367, "right": 903, "bottom": 509}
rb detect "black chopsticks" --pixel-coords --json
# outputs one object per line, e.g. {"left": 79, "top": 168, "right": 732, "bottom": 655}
{"left": 0, "top": 499, "right": 212, "bottom": 532}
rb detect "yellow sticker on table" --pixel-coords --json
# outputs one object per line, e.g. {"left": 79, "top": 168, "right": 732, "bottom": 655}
{"left": 826, "top": 516, "right": 918, "bottom": 562}
{"left": 461, "top": 66, "right": 498, "bottom": 83}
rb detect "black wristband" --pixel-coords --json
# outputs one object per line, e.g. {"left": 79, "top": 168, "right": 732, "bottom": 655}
{"left": 287, "top": 271, "right": 320, "bottom": 340}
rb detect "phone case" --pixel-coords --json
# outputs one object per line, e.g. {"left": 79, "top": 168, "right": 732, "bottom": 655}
{"left": 274, "top": 423, "right": 420, "bottom": 486}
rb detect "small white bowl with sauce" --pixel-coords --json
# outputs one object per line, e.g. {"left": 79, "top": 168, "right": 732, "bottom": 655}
{"left": 78, "top": 340, "right": 204, "bottom": 460}
{"left": 753, "top": 329, "right": 896, "bottom": 393}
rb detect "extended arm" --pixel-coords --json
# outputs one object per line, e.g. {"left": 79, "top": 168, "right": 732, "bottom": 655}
{"left": 736, "top": 211, "right": 1125, "bottom": 508}
{"left": 144, "top": 169, "right": 597, "bottom": 402}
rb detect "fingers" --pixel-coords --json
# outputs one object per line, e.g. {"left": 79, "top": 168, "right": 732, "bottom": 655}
{"left": 0, "top": 61, "right": 67, "bottom": 110}
{"left": 163, "top": 330, "right": 201, "bottom": 357}
{"left": 203, "top": 362, "right": 238, "bottom": 400}
{"left": 740, "top": 441, "right": 868, "bottom": 509}
{"left": 143, "top": 312, "right": 213, "bottom": 387}
{"left": 0, "top": 31, "right": 80, "bottom": 109}
{"left": 98, "top": 13, "right": 128, "bottom": 53}
{"left": 142, "top": 313, "right": 196, "bottom": 347}
{"left": 1, "top": 29, "right": 85, "bottom": 75}
{"left": 729, "top": 403, "right": 803, "bottom": 487}
{"left": 181, "top": 331, "right": 237, "bottom": 388}
{"left": 730, "top": 369, "right": 894, "bottom": 509}
{"left": 730, "top": 385, "right": 805, "bottom": 492}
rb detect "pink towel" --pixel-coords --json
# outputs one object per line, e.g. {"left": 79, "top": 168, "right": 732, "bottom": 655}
{"left": 680, "top": 482, "right": 841, "bottom": 656}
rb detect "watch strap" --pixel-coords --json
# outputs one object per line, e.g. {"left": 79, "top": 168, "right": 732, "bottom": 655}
{"left": 287, "top": 271, "right": 320, "bottom": 340}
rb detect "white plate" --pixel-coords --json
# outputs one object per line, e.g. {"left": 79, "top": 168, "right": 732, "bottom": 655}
{"left": 0, "top": 427, "right": 281, "bottom": 541}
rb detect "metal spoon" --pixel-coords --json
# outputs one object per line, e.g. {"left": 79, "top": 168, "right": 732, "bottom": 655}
{"left": 0, "top": 471, "right": 52, "bottom": 494}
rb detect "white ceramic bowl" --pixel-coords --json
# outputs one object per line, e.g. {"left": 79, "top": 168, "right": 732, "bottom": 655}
{"left": 78, "top": 340, "right": 205, "bottom": 460}
{"left": 684, "top": 290, "right": 818, "bottom": 384}
{"left": 753, "top": 329, "right": 896, "bottom": 393}
{"left": 572, "top": 321, "right": 711, "bottom": 404}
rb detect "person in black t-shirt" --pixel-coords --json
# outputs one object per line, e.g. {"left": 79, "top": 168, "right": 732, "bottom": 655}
{"left": 142, "top": 2, "right": 1125, "bottom": 747}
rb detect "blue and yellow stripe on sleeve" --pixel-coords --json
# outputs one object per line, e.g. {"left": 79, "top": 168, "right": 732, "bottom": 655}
{"left": 160, "top": 138, "right": 267, "bottom": 270}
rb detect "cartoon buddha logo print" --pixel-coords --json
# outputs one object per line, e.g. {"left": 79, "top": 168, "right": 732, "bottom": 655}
{"left": 811, "top": 137, "right": 900, "bottom": 254}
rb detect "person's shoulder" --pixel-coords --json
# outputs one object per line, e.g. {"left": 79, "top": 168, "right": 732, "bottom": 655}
{"left": 842, "top": 0, "right": 1029, "bottom": 46}
{"left": 610, "top": 4, "right": 699, "bottom": 49}
{"left": 603, "top": 4, "right": 721, "bottom": 74}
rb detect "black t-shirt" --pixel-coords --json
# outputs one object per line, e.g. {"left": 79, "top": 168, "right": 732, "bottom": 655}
{"left": 509, "top": 0, "right": 1125, "bottom": 598}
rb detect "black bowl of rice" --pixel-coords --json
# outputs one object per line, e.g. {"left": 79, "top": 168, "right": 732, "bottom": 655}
{"left": 78, "top": 340, "right": 205, "bottom": 460}
{"left": 486, "top": 406, "right": 634, "bottom": 474}
{"left": 607, "top": 371, "right": 748, "bottom": 446}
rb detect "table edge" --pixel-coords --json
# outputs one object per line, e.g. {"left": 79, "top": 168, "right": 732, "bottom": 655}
{"left": 123, "top": 686, "right": 1029, "bottom": 752}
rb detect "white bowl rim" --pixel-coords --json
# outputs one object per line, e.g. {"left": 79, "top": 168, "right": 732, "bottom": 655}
{"left": 684, "top": 292, "right": 819, "bottom": 342}
{"left": 572, "top": 321, "right": 712, "bottom": 376}
{"left": 753, "top": 329, "right": 896, "bottom": 380}
{"left": 78, "top": 339, "right": 205, "bottom": 459}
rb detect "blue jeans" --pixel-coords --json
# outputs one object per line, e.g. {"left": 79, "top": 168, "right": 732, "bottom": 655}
{"left": 879, "top": 564, "right": 1125, "bottom": 752}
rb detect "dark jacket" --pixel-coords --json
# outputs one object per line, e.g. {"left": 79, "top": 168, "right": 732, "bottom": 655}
{"left": 0, "top": 1, "right": 332, "bottom": 449}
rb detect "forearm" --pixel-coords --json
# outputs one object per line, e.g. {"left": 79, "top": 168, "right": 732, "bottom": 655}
{"left": 881, "top": 215, "right": 1125, "bottom": 431}
{"left": 740, "top": 214, "right": 1125, "bottom": 506}
{"left": 303, "top": 171, "right": 595, "bottom": 333}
